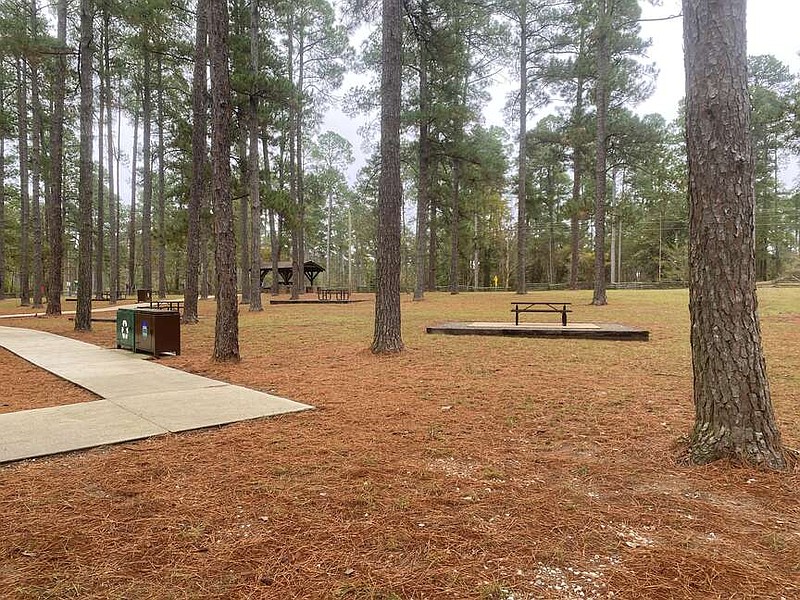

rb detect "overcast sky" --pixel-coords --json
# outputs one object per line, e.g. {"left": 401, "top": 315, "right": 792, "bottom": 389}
{"left": 328, "top": 0, "right": 800, "bottom": 183}
{"left": 638, "top": 0, "right": 800, "bottom": 120}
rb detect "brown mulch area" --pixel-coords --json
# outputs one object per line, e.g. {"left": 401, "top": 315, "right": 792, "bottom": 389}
{"left": 0, "top": 290, "right": 798, "bottom": 599}
{"left": 0, "top": 348, "right": 98, "bottom": 413}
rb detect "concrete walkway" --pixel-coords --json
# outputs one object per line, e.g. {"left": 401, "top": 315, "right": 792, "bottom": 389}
{"left": 0, "top": 326, "right": 312, "bottom": 464}
{"left": 0, "top": 302, "right": 140, "bottom": 320}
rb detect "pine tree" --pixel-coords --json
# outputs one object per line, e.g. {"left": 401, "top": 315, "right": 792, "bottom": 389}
{"left": 75, "top": 0, "right": 94, "bottom": 331}
{"left": 683, "top": 0, "right": 785, "bottom": 469}
{"left": 208, "top": 0, "right": 240, "bottom": 361}
{"left": 372, "top": 0, "right": 404, "bottom": 353}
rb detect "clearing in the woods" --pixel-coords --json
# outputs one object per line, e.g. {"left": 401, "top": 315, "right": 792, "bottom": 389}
{"left": 0, "top": 289, "right": 797, "bottom": 599}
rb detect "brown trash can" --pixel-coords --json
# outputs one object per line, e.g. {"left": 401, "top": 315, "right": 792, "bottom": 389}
{"left": 134, "top": 308, "right": 180, "bottom": 357}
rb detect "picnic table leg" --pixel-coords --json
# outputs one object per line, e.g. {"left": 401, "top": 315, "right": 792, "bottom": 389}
{"left": 515, "top": 308, "right": 519, "bottom": 326}
{"left": 561, "top": 306, "right": 567, "bottom": 326}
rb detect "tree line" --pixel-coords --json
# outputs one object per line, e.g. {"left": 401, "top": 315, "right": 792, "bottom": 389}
{"left": 2, "top": 1, "right": 798, "bottom": 318}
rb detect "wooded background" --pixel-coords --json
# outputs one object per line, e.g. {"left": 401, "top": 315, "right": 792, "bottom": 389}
{"left": 0, "top": 0, "right": 798, "bottom": 308}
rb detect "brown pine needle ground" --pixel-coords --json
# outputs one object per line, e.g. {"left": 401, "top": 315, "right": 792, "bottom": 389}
{"left": 0, "top": 289, "right": 798, "bottom": 599}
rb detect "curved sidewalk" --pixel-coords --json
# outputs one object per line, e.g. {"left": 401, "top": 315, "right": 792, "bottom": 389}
{"left": 0, "top": 326, "right": 312, "bottom": 464}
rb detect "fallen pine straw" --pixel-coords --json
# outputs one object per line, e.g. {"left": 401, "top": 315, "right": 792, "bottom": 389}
{"left": 0, "top": 289, "right": 798, "bottom": 599}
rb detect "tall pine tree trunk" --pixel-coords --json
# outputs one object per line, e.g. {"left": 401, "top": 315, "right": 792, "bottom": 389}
{"left": 427, "top": 196, "right": 437, "bottom": 291}
{"left": 208, "top": 0, "right": 240, "bottom": 361}
{"left": 248, "top": 0, "right": 262, "bottom": 311}
{"left": 286, "top": 16, "right": 300, "bottom": 300}
{"left": 591, "top": 1, "right": 609, "bottom": 306}
{"left": 157, "top": 55, "right": 167, "bottom": 298}
{"left": 105, "top": 11, "right": 117, "bottom": 302}
{"left": 116, "top": 77, "right": 122, "bottom": 290}
{"left": 448, "top": 157, "right": 460, "bottom": 294}
{"left": 569, "top": 60, "right": 585, "bottom": 290}
{"left": 29, "top": 44, "right": 44, "bottom": 308}
{"left": 17, "top": 57, "right": 30, "bottom": 306}
{"left": 141, "top": 44, "right": 153, "bottom": 291}
{"left": 238, "top": 135, "right": 250, "bottom": 303}
{"left": 516, "top": 6, "right": 527, "bottom": 295}
{"left": 184, "top": 0, "right": 207, "bottom": 324}
{"left": 414, "top": 35, "right": 430, "bottom": 301}
{"left": 0, "top": 127, "right": 5, "bottom": 299}
{"left": 371, "top": 0, "right": 404, "bottom": 353}
{"left": 326, "top": 190, "right": 332, "bottom": 287}
{"left": 472, "top": 212, "right": 479, "bottom": 289}
{"left": 46, "top": 0, "right": 66, "bottom": 314}
{"left": 296, "top": 27, "right": 306, "bottom": 293}
{"left": 95, "top": 39, "right": 105, "bottom": 300}
{"left": 75, "top": 0, "right": 94, "bottom": 330}
{"left": 683, "top": 0, "right": 785, "bottom": 469}
{"left": 200, "top": 189, "right": 211, "bottom": 299}
{"left": 128, "top": 109, "right": 139, "bottom": 293}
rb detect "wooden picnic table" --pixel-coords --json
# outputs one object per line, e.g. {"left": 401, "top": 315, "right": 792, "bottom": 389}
{"left": 317, "top": 288, "right": 351, "bottom": 302}
{"left": 511, "top": 301, "right": 572, "bottom": 326}
{"left": 66, "top": 291, "right": 127, "bottom": 302}
{"left": 149, "top": 299, "right": 185, "bottom": 313}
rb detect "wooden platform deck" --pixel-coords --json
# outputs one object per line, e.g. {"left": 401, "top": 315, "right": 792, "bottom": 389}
{"left": 426, "top": 321, "right": 649, "bottom": 341}
{"left": 268, "top": 298, "right": 368, "bottom": 305}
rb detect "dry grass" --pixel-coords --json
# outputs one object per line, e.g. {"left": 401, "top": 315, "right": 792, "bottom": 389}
{"left": 0, "top": 289, "right": 798, "bottom": 599}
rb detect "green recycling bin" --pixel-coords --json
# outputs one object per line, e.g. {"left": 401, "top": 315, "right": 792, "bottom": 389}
{"left": 134, "top": 308, "right": 181, "bottom": 357}
{"left": 116, "top": 308, "right": 136, "bottom": 351}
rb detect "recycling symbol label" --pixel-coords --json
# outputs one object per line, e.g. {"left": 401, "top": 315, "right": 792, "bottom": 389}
{"left": 120, "top": 319, "right": 129, "bottom": 340}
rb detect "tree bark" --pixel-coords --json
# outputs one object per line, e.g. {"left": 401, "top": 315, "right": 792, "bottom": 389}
{"left": 105, "top": 11, "right": 117, "bottom": 303}
{"left": 569, "top": 44, "right": 585, "bottom": 290}
{"left": 286, "top": 15, "right": 300, "bottom": 300}
{"left": 95, "top": 37, "right": 105, "bottom": 301}
{"left": 17, "top": 57, "right": 30, "bottom": 306}
{"left": 29, "top": 37, "right": 44, "bottom": 308}
{"left": 200, "top": 184, "right": 211, "bottom": 299}
{"left": 248, "top": 0, "right": 263, "bottom": 311}
{"left": 591, "top": 1, "right": 609, "bottom": 306}
{"left": 0, "top": 124, "right": 5, "bottom": 300}
{"left": 413, "top": 32, "right": 430, "bottom": 301}
{"left": 116, "top": 78, "right": 122, "bottom": 292}
{"left": 448, "top": 157, "right": 461, "bottom": 294}
{"left": 683, "top": 0, "right": 785, "bottom": 470}
{"left": 238, "top": 134, "right": 250, "bottom": 304}
{"left": 473, "top": 212, "right": 480, "bottom": 289}
{"left": 208, "top": 0, "right": 240, "bottom": 361}
{"left": 296, "top": 26, "right": 306, "bottom": 294}
{"left": 371, "top": 0, "right": 404, "bottom": 353}
{"left": 427, "top": 196, "right": 437, "bottom": 291}
{"left": 516, "top": 6, "right": 527, "bottom": 295}
{"left": 128, "top": 109, "right": 139, "bottom": 293}
{"left": 326, "top": 189, "right": 332, "bottom": 287}
{"left": 157, "top": 54, "right": 167, "bottom": 298}
{"left": 141, "top": 43, "right": 153, "bottom": 291}
{"left": 45, "top": 0, "right": 66, "bottom": 313}
{"left": 609, "top": 167, "right": 617, "bottom": 284}
{"left": 184, "top": 0, "right": 207, "bottom": 324}
{"left": 75, "top": 0, "right": 94, "bottom": 331}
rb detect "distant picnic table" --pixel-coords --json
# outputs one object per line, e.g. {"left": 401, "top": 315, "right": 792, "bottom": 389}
{"left": 65, "top": 291, "right": 127, "bottom": 302}
{"left": 511, "top": 301, "right": 572, "bottom": 326}
{"left": 148, "top": 299, "right": 185, "bottom": 313}
{"left": 133, "top": 289, "right": 184, "bottom": 314}
{"left": 317, "top": 288, "right": 350, "bottom": 302}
